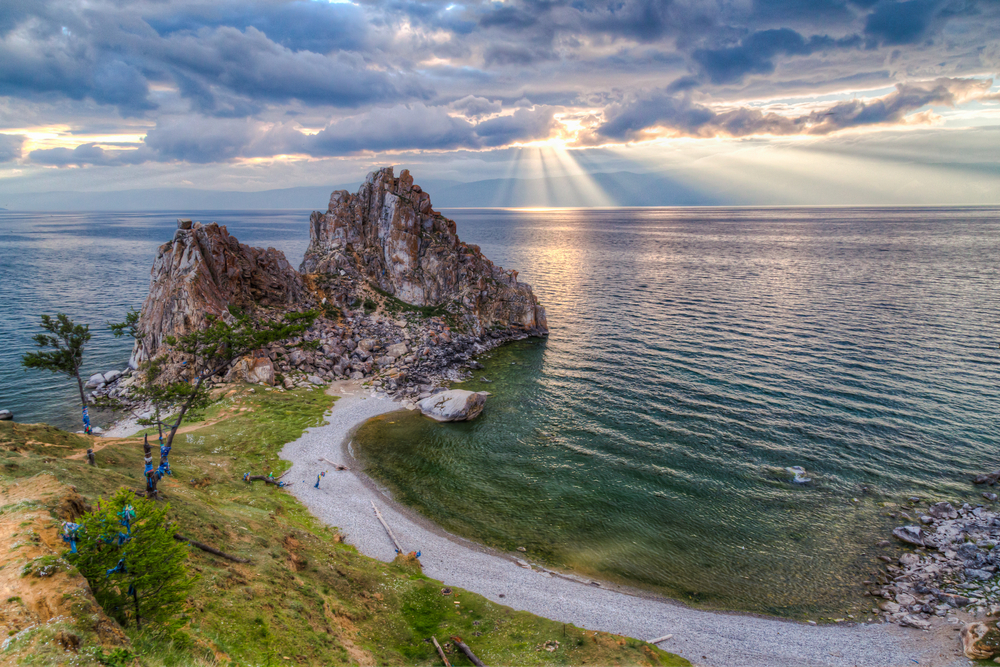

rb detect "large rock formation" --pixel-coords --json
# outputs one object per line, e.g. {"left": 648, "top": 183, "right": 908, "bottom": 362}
{"left": 118, "top": 169, "right": 547, "bottom": 397}
{"left": 130, "top": 221, "right": 305, "bottom": 369}
{"left": 301, "top": 167, "right": 547, "bottom": 336}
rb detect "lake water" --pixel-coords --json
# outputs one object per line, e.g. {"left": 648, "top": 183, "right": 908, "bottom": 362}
{"left": 351, "top": 206, "right": 1000, "bottom": 618}
{"left": 3, "top": 206, "right": 998, "bottom": 618}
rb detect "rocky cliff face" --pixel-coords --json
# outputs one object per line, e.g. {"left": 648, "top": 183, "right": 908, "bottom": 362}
{"left": 301, "top": 167, "right": 547, "bottom": 336}
{"left": 130, "top": 220, "right": 305, "bottom": 369}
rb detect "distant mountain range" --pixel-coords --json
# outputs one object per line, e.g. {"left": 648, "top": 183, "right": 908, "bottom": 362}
{"left": 0, "top": 171, "right": 724, "bottom": 211}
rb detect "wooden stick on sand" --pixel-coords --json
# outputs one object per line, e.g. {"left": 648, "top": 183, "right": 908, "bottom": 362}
{"left": 431, "top": 636, "right": 451, "bottom": 667}
{"left": 371, "top": 500, "right": 404, "bottom": 553}
{"left": 647, "top": 634, "right": 673, "bottom": 644}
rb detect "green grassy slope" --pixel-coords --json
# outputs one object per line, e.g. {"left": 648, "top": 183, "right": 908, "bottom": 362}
{"left": 0, "top": 386, "right": 688, "bottom": 667}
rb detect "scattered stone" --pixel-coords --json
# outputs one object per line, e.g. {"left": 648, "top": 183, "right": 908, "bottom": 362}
{"left": 0, "top": 409, "right": 11, "bottom": 421}
{"left": 899, "top": 615, "right": 930, "bottom": 630}
{"left": 928, "top": 502, "right": 958, "bottom": 520}
{"left": 892, "top": 525, "right": 925, "bottom": 547}
{"left": 985, "top": 493, "right": 999, "bottom": 502}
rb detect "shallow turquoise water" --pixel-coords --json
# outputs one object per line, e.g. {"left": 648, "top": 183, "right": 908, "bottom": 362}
{"left": 354, "top": 206, "right": 1000, "bottom": 617}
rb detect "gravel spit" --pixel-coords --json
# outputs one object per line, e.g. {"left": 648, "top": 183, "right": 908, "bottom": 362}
{"left": 281, "top": 384, "right": 961, "bottom": 667}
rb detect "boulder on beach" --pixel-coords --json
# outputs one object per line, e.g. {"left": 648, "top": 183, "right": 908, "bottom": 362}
{"left": 417, "top": 389, "right": 488, "bottom": 422}
{"left": 103, "top": 370, "right": 122, "bottom": 384}
{"left": 962, "top": 621, "right": 1000, "bottom": 659}
{"left": 225, "top": 355, "right": 275, "bottom": 385}
{"left": 0, "top": 409, "right": 12, "bottom": 421}
{"left": 85, "top": 373, "right": 105, "bottom": 389}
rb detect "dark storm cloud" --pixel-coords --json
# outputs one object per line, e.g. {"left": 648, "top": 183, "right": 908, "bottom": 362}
{"left": 597, "top": 77, "right": 992, "bottom": 140}
{"left": 0, "top": 134, "right": 25, "bottom": 162}
{"left": 864, "top": 0, "right": 942, "bottom": 45}
{"left": 145, "top": 0, "right": 372, "bottom": 54}
{"left": 692, "top": 29, "right": 863, "bottom": 85}
{"left": 0, "top": 1, "right": 427, "bottom": 117}
{"left": 158, "top": 26, "right": 429, "bottom": 108}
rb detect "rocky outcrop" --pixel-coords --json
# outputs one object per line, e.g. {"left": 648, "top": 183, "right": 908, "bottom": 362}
{"left": 417, "top": 389, "right": 489, "bottom": 422}
{"left": 130, "top": 221, "right": 305, "bottom": 370}
{"left": 119, "top": 169, "right": 547, "bottom": 399}
{"left": 301, "top": 167, "right": 547, "bottom": 336}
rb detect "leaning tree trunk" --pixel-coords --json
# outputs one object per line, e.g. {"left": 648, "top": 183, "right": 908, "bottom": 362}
{"left": 143, "top": 436, "right": 158, "bottom": 499}
{"left": 74, "top": 361, "right": 90, "bottom": 434}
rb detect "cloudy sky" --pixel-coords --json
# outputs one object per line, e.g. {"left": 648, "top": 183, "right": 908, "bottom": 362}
{"left": 1, "top": 0, "right": 999, "bottom": 206}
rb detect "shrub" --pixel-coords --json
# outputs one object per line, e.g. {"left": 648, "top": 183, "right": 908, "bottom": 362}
{"left": 67, "top": 488, "right": 196, "bottom": 630}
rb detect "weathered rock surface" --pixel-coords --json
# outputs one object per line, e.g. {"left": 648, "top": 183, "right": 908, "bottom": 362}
{"left": 0, "top": 410, "right": 11, "bottom": 421}
{"left": 301, "top": 167, "right": 547, "bottom": 336}
{"left": 961, "top": 621, "right": 1000, "bottom": 659}
{"left": 224, "top": 355, "right": 276, "bottom": 386}
{"left": 417, "top": 389, "right": 488, "bottom": 422}
{"left": 0, "top": 474, "right": 129, "bottom": 660}
{"left": 130, "top": 220, "right": 305, "bottom": 373}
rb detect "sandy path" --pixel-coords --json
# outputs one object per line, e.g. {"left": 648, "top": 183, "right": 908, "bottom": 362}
{"left": 280, "top": 385, "right": 964, "bottom": 667}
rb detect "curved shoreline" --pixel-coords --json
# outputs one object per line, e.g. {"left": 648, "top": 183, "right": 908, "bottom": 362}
{"left": 280, "top": 382, "right": 962, "bottom": 667}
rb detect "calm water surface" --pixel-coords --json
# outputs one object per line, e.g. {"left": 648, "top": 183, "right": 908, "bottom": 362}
{"left": 353, "top": 206, "right": 1000, "bottom": 618}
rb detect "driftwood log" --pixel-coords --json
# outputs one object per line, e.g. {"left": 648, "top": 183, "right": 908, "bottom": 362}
{"left": 450, "top": 636, "right": 486, "bottom": 667}
{"left": 372, "top": 501, "right": 404, "bottom": 554}
{"left": 173, "top": 534, "right": 250, "bottom": 563}
{"left": 974, "top": 471, "right": 1000, "bottom": 486}
{"left": 432, "top": 636, "right": 452, "bottom": 667}
{"left": 244, "top": 471, "right": 290, "bottom": 487}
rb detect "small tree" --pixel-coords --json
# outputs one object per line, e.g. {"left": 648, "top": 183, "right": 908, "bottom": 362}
{"left": 67, "top": 488, "right": 195, "bottom": 630}
{"left": 21, "top": 313, "right": 93, "bottom": 433}
{"left": 112, "top": 306, "right": 317, "bottom": 457}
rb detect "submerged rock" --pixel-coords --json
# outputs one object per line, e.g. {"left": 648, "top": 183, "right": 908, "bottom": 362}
{"left": 417, "top": 389, "right": 488, "bottom": 422}
{"left": 786, "top": 466, "right": 811, "bottom": 484}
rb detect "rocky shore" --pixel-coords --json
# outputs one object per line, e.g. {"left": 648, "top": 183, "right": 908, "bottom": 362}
{"left": 874, "top": 495, "right": 1000, "bottom": 657}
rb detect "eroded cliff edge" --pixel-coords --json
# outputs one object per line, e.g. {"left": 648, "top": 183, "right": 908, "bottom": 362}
{"left": 120, "top": 167, "right": 547, "bottom": 399}
{"left": 301, "top": 167, "right": 547, "bottom": 336}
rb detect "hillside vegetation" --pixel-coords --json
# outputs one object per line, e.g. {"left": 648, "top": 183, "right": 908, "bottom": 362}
{"left": 0, "top": 386, "right": 687, "bottom": 667}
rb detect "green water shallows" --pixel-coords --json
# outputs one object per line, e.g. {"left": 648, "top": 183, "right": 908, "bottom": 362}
{"left": 354, "top": 206, "right": 1000, "bottom": 618}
